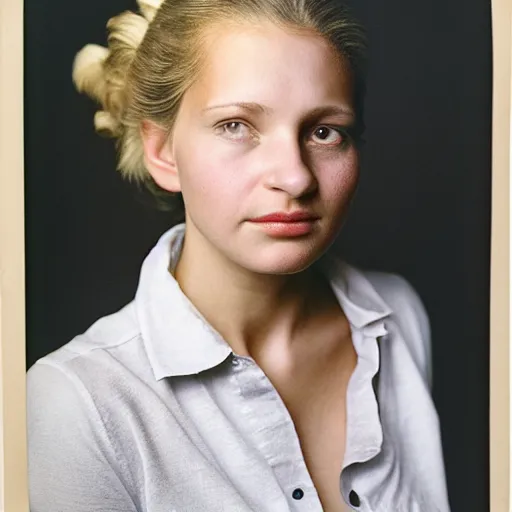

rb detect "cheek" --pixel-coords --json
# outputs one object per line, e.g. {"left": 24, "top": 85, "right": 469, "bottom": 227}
{"left": 175, "top": 137, "right": 248, "bottom": 210}
{"left": 319, "top": 151, "right": 359, "bottom": 204}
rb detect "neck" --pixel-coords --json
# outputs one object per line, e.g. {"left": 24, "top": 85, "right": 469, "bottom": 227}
{"left": 172, "top": 225, "right": 328, "bottom": 359}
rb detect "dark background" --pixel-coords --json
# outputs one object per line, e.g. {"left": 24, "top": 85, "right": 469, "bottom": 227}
{"left": 24, "top": 0, "right": 492, "bottom": 511}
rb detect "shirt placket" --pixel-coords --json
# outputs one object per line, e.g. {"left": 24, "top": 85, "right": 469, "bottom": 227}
{"left": 231, "top": 355, "right": 324, "bottom": 512}
{"left": 341, "top": 322, "right": 388, "bottom": 512}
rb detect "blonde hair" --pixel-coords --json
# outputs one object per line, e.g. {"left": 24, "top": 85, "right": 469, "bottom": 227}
{"left": 72, "top": 0, "right": 367, "bottom": 214}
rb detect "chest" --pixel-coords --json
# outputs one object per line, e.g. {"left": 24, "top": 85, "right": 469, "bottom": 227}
{"left": 260, "top": 338, "right": 357, "bottom": 511}
{"left": 103, "top": 332, "right": 444, "bottom": 512}
{"left": 289, "top": 384, "right": 352, "bottom": 511}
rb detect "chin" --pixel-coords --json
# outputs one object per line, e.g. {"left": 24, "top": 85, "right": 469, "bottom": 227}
{"left": 237, "top": 246, "right": 324, "bottom": 276}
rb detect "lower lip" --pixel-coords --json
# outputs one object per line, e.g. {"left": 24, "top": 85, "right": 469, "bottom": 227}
{"left": 249, "top": 220, "right": 318, "bottom": 237}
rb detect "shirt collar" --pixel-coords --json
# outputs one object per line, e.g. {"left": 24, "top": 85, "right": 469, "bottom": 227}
{"left": 135, "top": 222, "right": 393, "bottom": 380}
{"left": 317, "top": 251, "right": 393, "bottom": 330}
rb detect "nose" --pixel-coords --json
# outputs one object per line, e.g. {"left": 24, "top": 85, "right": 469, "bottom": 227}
{"left": 262, "top": 134, "right": 318, "bottom": 199}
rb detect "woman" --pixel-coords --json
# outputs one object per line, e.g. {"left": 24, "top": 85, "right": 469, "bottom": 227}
{"left": 27, "top": 0, "right": 451, "bottom": 510}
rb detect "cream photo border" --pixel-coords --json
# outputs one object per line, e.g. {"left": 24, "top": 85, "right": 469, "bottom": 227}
{"left": 0, "top": 0, "right": 510, "bottom": 510}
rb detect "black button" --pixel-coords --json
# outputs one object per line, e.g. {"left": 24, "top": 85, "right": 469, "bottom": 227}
{"left": 292, "top": 488, "right": 304, "bottom": 500}
{"left": 349, "top": 490, "right": 360, "bottom": 507}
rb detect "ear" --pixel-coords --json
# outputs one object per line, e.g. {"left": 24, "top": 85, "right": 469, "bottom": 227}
{"left": 140, "top": 120, "right": 181, "bottom": 192}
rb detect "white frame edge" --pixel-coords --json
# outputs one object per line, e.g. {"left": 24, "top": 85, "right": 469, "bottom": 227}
{"left": 490, "top": 0, "right": 512, "bottom": 511}
{"left": 0, "top": 0, "right": 28, "bottom": 510}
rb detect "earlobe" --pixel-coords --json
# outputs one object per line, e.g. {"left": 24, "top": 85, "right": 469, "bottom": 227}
{"left": 140, "top": 120, "right": 181, "bottom": 192}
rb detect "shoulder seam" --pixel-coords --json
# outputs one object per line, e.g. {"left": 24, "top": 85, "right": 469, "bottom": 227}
{"left": 38, "top": 361, "right": 140, "bottom": 509}
{"left": 35, "top": 331, "right": 141, "bottom": 367}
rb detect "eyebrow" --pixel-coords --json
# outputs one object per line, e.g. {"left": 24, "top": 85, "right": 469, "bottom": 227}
{"left": 201, "top": 102, "right": 355, "bottom": 120}
{"left": 201, "top": 102, "right": 273, "bottom": 115}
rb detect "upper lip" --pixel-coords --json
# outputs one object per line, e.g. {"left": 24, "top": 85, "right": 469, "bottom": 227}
{"left": 250, "top": 211, "right": 320, "bottom": 222}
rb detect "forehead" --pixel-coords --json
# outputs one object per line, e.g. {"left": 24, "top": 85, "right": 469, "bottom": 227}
{"left": 187, "top": 22, "right": 354, "bottom": 111}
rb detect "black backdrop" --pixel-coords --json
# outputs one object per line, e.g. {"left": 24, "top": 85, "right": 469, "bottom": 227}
{"left": 24, "top": 0, "right": 492, "bottom": 510}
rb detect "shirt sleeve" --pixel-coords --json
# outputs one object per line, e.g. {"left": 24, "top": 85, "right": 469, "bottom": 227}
{"left": 27, "top": 361, "right": 139, "bottom": 512}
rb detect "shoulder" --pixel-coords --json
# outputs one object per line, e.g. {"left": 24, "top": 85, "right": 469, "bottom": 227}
{"left": 363, "top": 269, "right": 431, "bottom": 339}
{"left": 346, "top": 263, "right": 433, "bottom": 390}
{"left": 26, "top": 298, "right": 145, "bottom": 448}
{"left": 27, "top": 300, "right": 144, "bottom": 423}
{"left": 26, "top": 302, "right": 142, "bottom": 511}
{"left": 28, "top": 300, "right": 140, "bottom": 371}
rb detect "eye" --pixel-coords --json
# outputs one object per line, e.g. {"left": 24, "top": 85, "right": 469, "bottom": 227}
{"left": 216, "top": 121, "right": 253, "bottom": 141}
{"left": 309, "top": 125, "right": 349, "bottom": 147}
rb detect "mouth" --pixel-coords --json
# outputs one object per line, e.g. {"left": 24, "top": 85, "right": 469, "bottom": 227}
{"left": 249, "top": 211, "right": 320, "bottom": 223}
{"left": 248, "top": 211, "right": 320, "bottom": 237}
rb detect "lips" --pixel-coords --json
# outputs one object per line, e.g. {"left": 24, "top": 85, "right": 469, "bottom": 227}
{"left": 249, "top": 211, "right": 320, "bottom": 223}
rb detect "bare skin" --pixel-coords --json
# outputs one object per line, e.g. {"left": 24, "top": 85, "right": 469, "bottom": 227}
{"left": 255, "top": 279, "right": 356, "bottom": 512}
{"left": 174, "top": 257, "right": 356, "bottom": 511}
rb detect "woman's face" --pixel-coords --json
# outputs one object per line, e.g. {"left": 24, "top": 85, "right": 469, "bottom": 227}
{"left": 165, "top": 23, "right": 359, "bottom": 275}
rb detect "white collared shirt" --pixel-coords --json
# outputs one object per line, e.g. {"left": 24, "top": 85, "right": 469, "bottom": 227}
{"left": 27, "top": 222, "right": 451, "bottom": 511}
